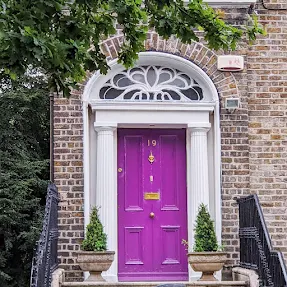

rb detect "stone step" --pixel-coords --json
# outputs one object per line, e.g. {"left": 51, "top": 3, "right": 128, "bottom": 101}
{"left": 61, "top": 281, "right": 247, "bottom": 287}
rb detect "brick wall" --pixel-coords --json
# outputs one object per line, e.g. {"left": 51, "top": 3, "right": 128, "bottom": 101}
{"left": 54, "top": 0, "right": 287, "bottom": 281}
{"left": 54, "top": 92, "right": 85, "bottom": 281}
{"left": 248, "top": 0, "right": 287, "bottom": 260}
{"left": 260, "top": 0, "right": 287, "bottom": 9}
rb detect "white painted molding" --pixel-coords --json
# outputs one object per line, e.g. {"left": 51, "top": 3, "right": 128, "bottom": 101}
{"left": 82, "top": 101, "right": 90, "bottom": 233}
{"left": 187, "top": 127, "right": 211, "bottom": 281}
{"left": 82, "top": 101, "right": 90, "bottom": 281}
{"left": 94, "top": 125, "right": 118, "bottom": 281}
{"left": 188, "top": 122, "right": 211, "bottom": 128}
{"left": 214, "top": 100, "right": 222, "bottom": 247}
{"left": 203, "top": 0, "right": 256, "bottom": 6}
{"left": 94, "top": 122, "right": 117, "bottom": 130}
{"left": 90, "top": 101, "right": 215, "bottom": 112}
{"left": 188, "top": 126, "right": 211, "bottom": 244}
{"left": 82, "top": 51, "right": 222, "bottom": 282}
{"left": 85, "top": 52, "right": 219, "bottom": 104}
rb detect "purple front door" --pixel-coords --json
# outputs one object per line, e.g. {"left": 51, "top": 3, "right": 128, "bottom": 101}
{"left": 118, "top": 129, "right": 188, "bottom": 281}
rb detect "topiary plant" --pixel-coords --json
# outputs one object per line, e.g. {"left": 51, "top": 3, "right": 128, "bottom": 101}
{"left": 81, "top": 207, "right": 107, "bottom": 251}
{"left": 193, "top": 203, "right": 218, "bottom": 252}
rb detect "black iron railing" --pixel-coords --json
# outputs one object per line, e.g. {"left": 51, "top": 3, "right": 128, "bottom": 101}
{"left": 30, "top": 183, "right": 59, "bottom": 287}
{"left": 237, "top": 194, "right": 287, "bottom": 287}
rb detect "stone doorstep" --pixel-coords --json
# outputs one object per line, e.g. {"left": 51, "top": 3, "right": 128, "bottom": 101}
{"left": 61, "top": 281, "right": 247, "bottom": 287}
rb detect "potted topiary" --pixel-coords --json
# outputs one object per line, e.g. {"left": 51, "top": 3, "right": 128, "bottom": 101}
{"left": 183, "top": 203, "right": 227, "bottom": 281}
{"left": 77, "top": 207, "right": 115, "bottom": 282}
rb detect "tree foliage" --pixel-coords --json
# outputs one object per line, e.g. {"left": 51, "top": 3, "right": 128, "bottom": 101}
{"left": 193, "top": 204, "right": 218, "bottom": 252}
{"left": 0, "top": 76, "right": 49, "bottom": 287}
{"left": 0, "top": 0, "right": 265, "bottom": 96}
{"left": 81, "top": 207, "right": 107, "bottom": 252}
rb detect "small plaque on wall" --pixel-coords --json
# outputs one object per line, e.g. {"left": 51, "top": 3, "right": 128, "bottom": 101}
{"left": 217, "top": 55, "right": 244, "bottom": 72}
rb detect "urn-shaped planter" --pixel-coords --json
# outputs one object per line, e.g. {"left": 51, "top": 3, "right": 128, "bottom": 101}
{"left": 77, "top": 251, "right": 115, "bottom": 281}
{"left": 79, "top": 207, "right": 115, "bottom": 282}
{"left": 183, "top": 204, "right": 227, "bottom": 281}
{"left": 188, "top": 251, "right": 227, "bottom": 281}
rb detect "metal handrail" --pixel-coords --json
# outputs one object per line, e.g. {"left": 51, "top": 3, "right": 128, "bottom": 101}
{"left": 237, "top": 194, "right": 287, "bottom": 287}
{"left": 30, "top": 183, "right": 59, "bottom": 287}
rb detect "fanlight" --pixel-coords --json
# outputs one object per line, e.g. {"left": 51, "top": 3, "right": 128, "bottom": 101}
{"left": 99, "top": 66, "right": 204, "bottom": 101}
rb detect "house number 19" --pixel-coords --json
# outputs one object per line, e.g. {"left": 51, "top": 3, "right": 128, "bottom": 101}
{"left": 148, "top": 140, "right": 157, "bottom": 146}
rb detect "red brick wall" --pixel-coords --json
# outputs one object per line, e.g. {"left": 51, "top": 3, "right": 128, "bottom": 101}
{"left": 248, "top": 0, "right": 287, "bottom": 260}
{"left": 54, "top": 93, "right": 85, "bottom": 281}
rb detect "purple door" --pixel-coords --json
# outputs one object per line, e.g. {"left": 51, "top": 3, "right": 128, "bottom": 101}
{"left": 118, "top": 129, "right": 188, "bottom": 281}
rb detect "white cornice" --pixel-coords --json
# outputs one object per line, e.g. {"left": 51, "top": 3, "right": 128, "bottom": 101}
{"left": 89, "top": 100, "right": 215, "bottom": 112}
{"left": 198, "top": 0, "right": 256, "bottom": 7}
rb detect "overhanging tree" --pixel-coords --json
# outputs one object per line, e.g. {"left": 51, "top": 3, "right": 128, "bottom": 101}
{"left": 0, "top": 76, "right": 50, "bottom": 287}
{"left": 0, "top": 0, "right": 264, "bottom": 96}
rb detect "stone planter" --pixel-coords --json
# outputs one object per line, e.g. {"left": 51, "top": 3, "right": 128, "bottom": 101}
{"left": 77, "top": 251, "right": 115, "bottom": 282}
{"left": 188, "top": 252, "right": 227, "bottom": 281}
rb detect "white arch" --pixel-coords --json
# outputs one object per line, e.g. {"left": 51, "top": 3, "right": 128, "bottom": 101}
{"left": 83, "top": 52, "right": 219, "bottom": 103}
{"left": 82, "top": 51, "right": 222, "bottom": 281}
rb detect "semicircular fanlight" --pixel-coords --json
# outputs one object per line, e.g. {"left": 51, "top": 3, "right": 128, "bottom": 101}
{"left": 99, "top": 66, "right": 204, "bottom": 102}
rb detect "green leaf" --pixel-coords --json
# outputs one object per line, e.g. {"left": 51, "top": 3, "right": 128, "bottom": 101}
{"left": 0, "top": 0, "right": 264, "bottom": 97}
{"left": 24, "top": 26, "right": 33, "bottom": 35}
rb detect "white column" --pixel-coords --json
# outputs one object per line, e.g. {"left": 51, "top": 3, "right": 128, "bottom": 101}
{"left": 94, "top": 123, "right": 117, "bottom": 282}
{"left": 190, "top": 127, "right": 210, "bottom": 208}
{"left": 187, "top": 126, "right": 210, "bottom": 280}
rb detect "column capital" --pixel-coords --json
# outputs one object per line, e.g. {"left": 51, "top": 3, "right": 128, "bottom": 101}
{"left": 187, "top": 122, "right": 211, "bottom": 130}
{"left": 94, "top": 122, "right": 117, "bottom": 133}
{"left": 188, "top": 126, "right": 210, "bottom": 134}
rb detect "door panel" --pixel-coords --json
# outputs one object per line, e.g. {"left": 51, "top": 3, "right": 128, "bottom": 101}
{"left": 124, "top": 227, "right": 144, "bottom": 265}
{"left": 124, "top": 135, "right": 143, "bottom": 211}
{"left": 118, "top": 129, "right": 188, "bottom": 281}
{"left": 159, "top": 135, "right": 180, "bottom": 210}
{"left": 161, "top": 225, "right": 181, "bottom": 264}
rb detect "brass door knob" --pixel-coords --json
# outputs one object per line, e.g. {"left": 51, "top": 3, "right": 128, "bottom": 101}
{"left": 150, "top": 212, "right": 155, "bottom": 218}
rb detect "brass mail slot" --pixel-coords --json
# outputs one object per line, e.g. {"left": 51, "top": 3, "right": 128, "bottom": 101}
{"left": 144, "top": 192, "right": 160, "bottom": 200}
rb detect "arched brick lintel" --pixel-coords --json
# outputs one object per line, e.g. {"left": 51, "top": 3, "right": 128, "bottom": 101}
{"left": 99, "top": 33, "right": 240, "bottom": 100}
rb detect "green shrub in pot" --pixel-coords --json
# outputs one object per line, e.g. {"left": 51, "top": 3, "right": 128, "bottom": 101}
{"left": 77, "top": 207, "right": 115, "bottom": 282}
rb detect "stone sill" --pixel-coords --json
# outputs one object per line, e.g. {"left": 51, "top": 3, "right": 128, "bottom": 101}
{"left": 62, "top": 281, "right": 247, "bottom": 287}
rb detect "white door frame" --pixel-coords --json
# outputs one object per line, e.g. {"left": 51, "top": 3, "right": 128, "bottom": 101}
{"left": 82, "top": 52, "right": 222, "bottom": 282}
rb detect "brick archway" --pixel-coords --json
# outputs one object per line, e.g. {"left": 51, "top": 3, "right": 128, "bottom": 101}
{"left": 99, "top": 33, "right": 240, "bottom": 102}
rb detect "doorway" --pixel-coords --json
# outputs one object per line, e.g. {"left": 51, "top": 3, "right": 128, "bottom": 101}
{"left": 117, "top": 128, "right": 188, "bottom": 281}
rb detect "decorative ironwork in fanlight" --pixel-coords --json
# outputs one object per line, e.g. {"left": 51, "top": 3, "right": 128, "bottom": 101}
{"left": 99, "top": 66, "right": 204, "bottom": 101}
